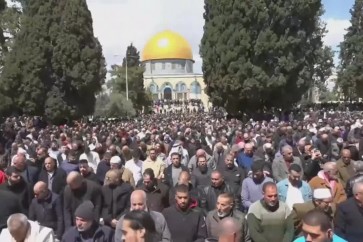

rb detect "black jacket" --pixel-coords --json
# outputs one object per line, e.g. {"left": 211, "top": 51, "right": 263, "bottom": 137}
{"left": 0, "top": 179, "right": 33, "bottom": 215}
{"left": 38, "top": 168, "right": 67, "bottom": 195}
{"left": 137, "top": 180, "right": 169, "bottom": 212}
{"left": 217, "top": 165, "right": 246, "bottom": 191}
{"left": 63, "top": 180, "right": 103, "bottom": 229}
{"left": 84, "top": 172, "right": 101, "bottom": 185}
{"left": 101, "top": 183, "right": 133, "bottom": 226}
{"left": 0, "top": 190, "right": 22, "bottom": 231}
{"left": 346, "top": 172, "right": 363, "bottom": 198}
{"left": 162, "top": 204, "right": 207, "bottom": 242}
{"left": 335, "top": 197, "right": 363, "bottom": 242}
{"left": 20, "top": 165, "right": 39, "bottom": 186}
{"left": 199, "top": 182, "right": 240, "bottom": 212}
{"left": 62, "top": 222, "right": 114, "bottom": 242}
{"left": 163, "top": 164, "right": 189, "bottom": 187}
{"left": 191, "top": 168, "right": 212, "bottom": 188}
{"left": 28, "top": 192, "right": 64, "bottom": 239}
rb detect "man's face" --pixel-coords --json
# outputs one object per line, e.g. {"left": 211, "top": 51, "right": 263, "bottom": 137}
{"left": 252, "top": 170, "right": 264, "bottom": 182}
{"left": 197, "top": 157, "right": 207, "bottom": 168}
{"left": 314, "top": 199, "right": 332, "bottom": 212}
{"left": 79, "top": 164, "right": 89, "bottom": 175}
{"left": 224, "top": 155, "right": 234, "bottom": 169}
{"left": 283, "top": 148, "right": 293, "bottom": 161}
{"left": 263, "top": 186, "right": 278, "bottom": 207}
{"left": 8, "top": 172, "right": 21, "bottom": 185}
{"left": 171, "top": 154, "right": 181, "bottom": 167}
{"left": 341, "top": 151, "right": 351, "bottom": 164}
{"left": 149, "top": 150, "right": 156, "bottom": 160}
{"left": 216, "top": 197, "right": 233, "bottom": 217}
{"left": 244, "top": 146, "right": 253, "bottom": 156}
{"left": 288, "top": 170, "right": 301, "bottom": 186}
{"left": 131, "top": 196, "right": 146, "bottom": 211}
{"left": 44, "top": 159, "right": 55, "bottom": 172}
{"left": 175, "top": 191, "right": 189, "bottom": 209}
{"left": 122, "top": 219, "right": 142, "bottom": 242}
{"left": 143, "top": 175, "right": 154, "bottom": 190}
{"left": 75, "top": 217, "right": 93, "bottom": 232}
{"left": 211, "top": 173, "right": 223, "bottom": 188}
{"left": 34, "top": 187, "right": 47, "bottom": 201}
{"left": 302, "top": 224, "right": 332, "bottom": 242}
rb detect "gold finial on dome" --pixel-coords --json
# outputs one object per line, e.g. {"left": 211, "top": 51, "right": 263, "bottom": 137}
{"left": 142, "top": 30, "right": 193, "bottom": 61}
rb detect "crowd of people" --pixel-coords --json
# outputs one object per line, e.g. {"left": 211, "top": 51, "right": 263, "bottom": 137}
{"left": 0, "top": 110, "right": 362, "bottom": 241}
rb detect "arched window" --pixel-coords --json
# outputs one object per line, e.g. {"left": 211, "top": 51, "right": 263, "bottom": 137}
{"left": 176, "top": 82, "right": 187, "bottom": 93}
{"left": 191, "top": 81, "right": 201, "bottom": 94}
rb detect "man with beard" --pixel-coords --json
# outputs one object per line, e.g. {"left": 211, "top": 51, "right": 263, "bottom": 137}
{"left": 0, "top": 166, "right": 33, "bottom": 215}
{"left": 28, "top": 181, "right": 63, "bottom": 240}
{"left": 188, "top": 149, "right": 216, "bottom": 172}
{"left": 336, "top": 149, "right": 355, "bottom": 188}
{"left": 79, "top": 159, "right": 100, "bottom": 185}
{"left": 162, "top": 184, "right": 207, "bottom": 242}
{"left": 101, "top": 170, "right": 133, "bottom": 229}
{"left": 163, "top": 152, "right": 189, "bottom": 187}
{"left": 137, "top": 168, "right": 169, "bottom": 212}
{"left": 62, "top": 201, "right": 114, "bottom": 242}
{"left": 241, "top": 161, "right": 273, "bottom": 212}
{"left": 247, "top": 182, "right": 294, "bottom": 242}
{"left": 205, "top": 193, "right": 250, "bottom": 241}
{"left": 168, "top": 171, "right": 199, "bottom": 206}
{"left": 115, "top": 190, "right": 172, "bottom": 242}
{"left": 191, "top": 155, "right": 212, "bottom": 187}
{"left": 277, "top": 164, "right": 312, "bottom": 210}
{"left": 63, "top": 171, "right": 103, "bottom": 229}
{"left": 218, "top": 154, "right": 245, "bottom": 192}
{"left": 309, "top": 162, "right": 347, "bottom": 205}
{"left": 292, "top": 188, "right": 334, "bottom": 237}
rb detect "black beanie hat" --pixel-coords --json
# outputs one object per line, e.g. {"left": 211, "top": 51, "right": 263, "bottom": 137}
{"left": 75, "top": 201, "right": 95, "bottom": 221}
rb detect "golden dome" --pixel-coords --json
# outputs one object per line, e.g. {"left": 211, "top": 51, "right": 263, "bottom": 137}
{"left": 142, "top": 30, "right": 193, "bottom": 61}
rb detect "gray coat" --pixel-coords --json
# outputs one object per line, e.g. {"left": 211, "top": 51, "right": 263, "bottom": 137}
{"left": 272, "top": 156, "right": 303, "bottom": 182}
{"left": 115, "top": 210, "right": 172, "bottom": 242}
{"left": 206, "top": 209, "right": 250, "bottom": 242}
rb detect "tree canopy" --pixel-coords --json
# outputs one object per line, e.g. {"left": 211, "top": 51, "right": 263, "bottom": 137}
{"left": 200, "top": 0, "right": 327, "bottom": 114}
{"left": 0, "top": 0, "right": 106, "bottom": 122}
{"left": 337, "top": 0, "right": 363, "bottom": 100}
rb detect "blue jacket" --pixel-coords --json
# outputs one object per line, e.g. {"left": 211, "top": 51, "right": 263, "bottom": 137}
{"left": 294, "top": 234, "right": 347, "bottom": 242}
{"left": 236, "top": 152, "right": 253, "bottom": 171}
{"left": 277, "top": 179, "right": 312, "bottom": 202}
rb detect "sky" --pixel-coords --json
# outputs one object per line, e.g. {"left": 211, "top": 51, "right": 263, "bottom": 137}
{"left": 6, "top": 0, "right": 355, "bottom": 73}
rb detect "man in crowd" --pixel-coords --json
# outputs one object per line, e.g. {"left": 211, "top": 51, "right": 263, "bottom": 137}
{"left": 63, "top": 171, "right": 102, "bottom": 229}
{"left": 218, "top": 217, "right": 243, "bottom": 242}
{"left": 0, "top": 213, "right": 55, "bottom": 242}
{"left": 336, "top": 149, "right": 355, "bottom": 188}
{"left": 79, "top": 159, "right": 100, "bottom": 184}
{"left": 200, "top": 170, "right": 240, "bottom": 212}
{"left": 137, "top": 168, "right": 169, "bottom": 212}
{"left": 29, "top": 181, "right": 63, "bottom": 240}
{"left": 277, "top": 164, "right": 312, "bottom": 209}
{"left": 62, "top": 201, "right": 114, "bottom": 242}
{"left": 115, "top": 190, "right": 172, "bottom": 242}
{"left": 241, "top": 161, "right": 273, "bottom": 212}
{"left": 205, "top": 193, "right": 250, "bottom": 241}
{"left": 309, "top": 162, "right": 347, "bottom": 205}
{"left": 125, "top": 149, "right": 143, "bottom": 185}
{"left": 0, "top": 189, "right": 22, "bottom": 232}
{"left": 162, "top": 184, "right": 207, "bottom": 242}
{"left": 0, "top": 166, "right": 33, "bottom": 215}
{"left": 247, "top": 182, "right": 294, "bottom": 242}
{"left": 143, "top": 148, "right": 166, "bottom": 179}
{"left": 237, "top": 143, "right": 255, "bottom": 172}
{"left": 163, "top": 152, "right": 189, "bottom": 187}
{"left": 294, "top": 209, "right": 347, "bottom": 242}
{"left": 292, "top": 188, "right": 334, "bottom": 237}
{"left": 188, "top": 149, "right": 215, "bottom": 172}
{"left": 217, "top": 154, "right": 245, "bottom": 192}
{"left": 101, "top": 169, "right": 133, "bottom": 229}
{"left": 38, "top": 157, "right": 67, "bottom": 195}
{"left": 191, "top": 154, "right": 212, "bottom": 187}
{"left": 334, "top": 181, "right": 363, "bottom": 242}
{"left": 346, "top": 160, "right": 363, "bottom": 197}
{"left": 168, "top": 171, "right": 199, "bottom": 206}
{"left": 273, "top": 145, "right": 303, "bottom": 182}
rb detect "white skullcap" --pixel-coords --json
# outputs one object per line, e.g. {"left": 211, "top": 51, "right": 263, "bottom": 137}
{"left": 309, "top": 128, "right": 317, "bottom": 134}
{"left": 88, "top": 144, "right": 96, "bottom": 151}
{"left": 110, "top": 156, "right": 122, "bottom": 164}
{"left": 313, "top": 188, "right": 332, "bottom": 200}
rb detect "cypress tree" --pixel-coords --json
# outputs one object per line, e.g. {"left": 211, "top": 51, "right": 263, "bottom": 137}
{"left": 200, "top": 0, "right": 326, "bottom": 114}
{"left": 337, "top": 0, "right": 363, "bottom": 100}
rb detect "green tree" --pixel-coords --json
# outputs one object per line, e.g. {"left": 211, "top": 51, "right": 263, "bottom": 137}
{"left": 200, "top": 0, "right": 326, "bottom": 114}
{"left": 109, "top": 43, "right": 150, "bottom": 112}
{"left": 0, "top": 0, "right": 106, "bottom": 122}
{"left": 94, "top": 92, "right": 136, "bottom": 117}
{"left": 337, "top": 0, "right": 363, "bottom": 100}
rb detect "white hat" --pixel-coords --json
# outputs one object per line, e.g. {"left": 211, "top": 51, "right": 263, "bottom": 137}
{"left": 88, "top": 144, "right": 96, "bottom": 151}
{"left": 110, "top": 156, "right": 122, "bottom": 164}
{"left": 313, "top": 188, "right": 332, "bottom": 200}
